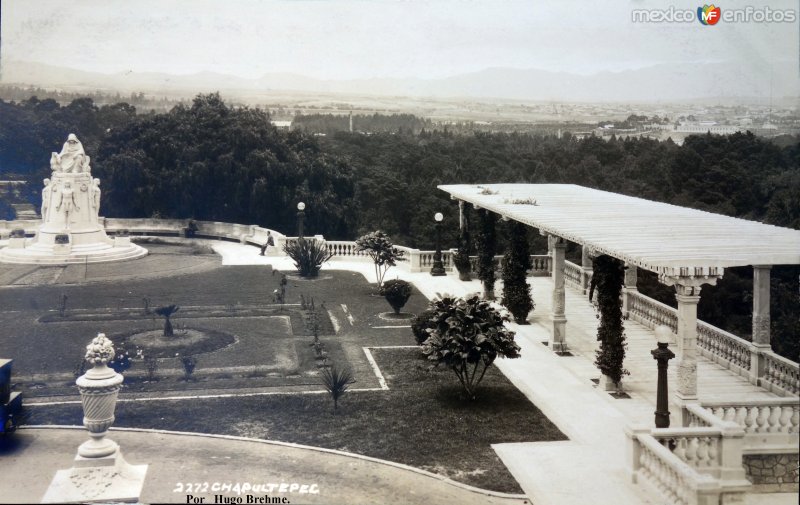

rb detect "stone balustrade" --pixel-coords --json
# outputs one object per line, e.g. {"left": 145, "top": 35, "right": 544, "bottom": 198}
{"left": 626, "top": 426, "right": 727, "bottom": 505}
{"left": 655, "top": 428, "right": 722, "bottom": 470}
{"left": 683, "top": 403, "right": 721, "bottom": 428}
{"left": 324, "top": 240, "right": 371, "bottom": 259}
{"left": 762, "top": 352, "right": 800, "bottom": 397}
{"left": 563, "top": 260, "right": 582, "bottom": 288}
{"left": 628, "top": 291, "right": 679, "bottom": 333}
{"left": 530, "top": 255, "right": 552, "bottom": 276}
{"left": 696, "top": 322, "right": 753, "bottom": 377}
{"left": 696, "top": 399, "right": 799, "bottom": 436}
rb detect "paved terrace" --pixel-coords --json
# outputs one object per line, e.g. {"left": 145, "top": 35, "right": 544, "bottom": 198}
{"left": 1, "top": 240, "right": 797, "bottom": 504}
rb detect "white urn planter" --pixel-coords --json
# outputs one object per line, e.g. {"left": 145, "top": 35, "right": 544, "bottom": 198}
{"left": 42, "top": 333, "right": 147, "bottom": 504}
{"left": 76, "top": 348, "right": 124, "bottom": 458}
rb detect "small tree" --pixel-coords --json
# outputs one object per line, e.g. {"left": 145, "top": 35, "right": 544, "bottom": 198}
{"left": 321, "top": 365, "right": 354, "bottom": 414}
{"left": 501, "top": 221, "right": 534, "bottom": 323}
{"left": 382, "top": 279, "right": 412, "bottom": 314}
{"left": 590, "top": 255, "right": 629, "bottom": 389}
{"left": 422, "top": 296, "right": 521, "bottom": 400}
{"left": 355, "top": 231, "right": 405, "bottom": 289}
{"left": 284, "top": 238, "right": 333, "bottom": 277}
{"left": 155, "top": 304, "right": 180, "bottom": 337}
{"left": 475, "top": 209, "right": 497, "bottom": 299}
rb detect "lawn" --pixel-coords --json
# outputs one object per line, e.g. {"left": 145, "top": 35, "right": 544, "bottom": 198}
{"left": 3, "top": 244, "right": 567, "bottom": 493}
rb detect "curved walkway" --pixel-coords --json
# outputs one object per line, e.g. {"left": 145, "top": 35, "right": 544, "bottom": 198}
{"left": 2, "top": 427, "right": 527, "bottom": 505}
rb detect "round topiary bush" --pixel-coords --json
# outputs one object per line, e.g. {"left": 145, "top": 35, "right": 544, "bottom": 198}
{"left": 382, "top": 279, "right": 412, "bottom": 314}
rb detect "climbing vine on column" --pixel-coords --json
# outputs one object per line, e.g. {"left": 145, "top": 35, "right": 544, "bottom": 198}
{"left": 475, "top": 208, "right": 497, "bottom": 299}
{"left": 501, "top": 221, "right": 534, "bottom": 323}
{"left": 589, "top": 254, "right": 629, "bottom": 388}
{"left": 453, "top": 205, "right": 472, "bottom": 280}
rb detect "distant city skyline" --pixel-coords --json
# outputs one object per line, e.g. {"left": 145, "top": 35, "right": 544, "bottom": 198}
{"left": 1, "top": 0, "right": 798, "bottom": 101}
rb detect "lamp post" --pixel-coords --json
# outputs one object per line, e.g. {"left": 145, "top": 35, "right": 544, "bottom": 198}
{"left": 430, "top": 212, "right": 446, "bottom": 276}
{"left": 296, "top": 201, "right": 306, "bottom": 240}
{"left": 652, "top": 325, "right": 676, "bottom": 428}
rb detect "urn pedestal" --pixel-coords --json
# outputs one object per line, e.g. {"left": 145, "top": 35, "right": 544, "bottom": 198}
{"left": 42, "top": 334, "right": 148, "bottom": 503}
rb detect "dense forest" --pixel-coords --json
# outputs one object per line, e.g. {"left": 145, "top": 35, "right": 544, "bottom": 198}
{"left": 0, "top": 94, "right": 797, "bottom": 359}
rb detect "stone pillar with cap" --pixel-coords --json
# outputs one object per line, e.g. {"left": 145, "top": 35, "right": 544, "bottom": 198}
{"left": 550, "top": 236, "right": 568, "bottom": 353}
{"left": 750, "top": 265, "right": 772, "bottom": 384}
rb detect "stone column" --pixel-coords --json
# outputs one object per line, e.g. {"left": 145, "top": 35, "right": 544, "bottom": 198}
{"left": 622, "top": 264, "right": 638, "bottom": 316}
{"left": 675, "top": 284, "right": 701, "bottom": 402}
{"left": 550, "top": 236, "right": 567, "bottom": 353}
{"left": 752, "top": 266, "right": 771, "bottom": 346}
{"left": 750, "top": 265, "right": 772, "bottom": 384}
{"left": 458, "top": 200, "right": 464, "bottom": 231}
{"left": 580, "top": 246, "right": 593, "bottom": 295}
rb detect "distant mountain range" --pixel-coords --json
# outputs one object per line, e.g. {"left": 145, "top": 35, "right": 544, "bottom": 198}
{"left": 1, "top": 60, "right": 797, "bottom": 103}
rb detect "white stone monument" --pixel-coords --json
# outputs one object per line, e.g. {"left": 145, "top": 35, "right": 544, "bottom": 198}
{"left": 42, "top": 334, "right": 148, "bottom": 503}
{"left": 0, "top": 134, "right": 147, "bottom": 264}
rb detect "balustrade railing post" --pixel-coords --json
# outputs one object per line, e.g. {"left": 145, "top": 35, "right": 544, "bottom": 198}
{"left": 623, "top": 424, "right": 651, "bottom": 483}
{"left": 408, "top": 248, "right": 422, "bottom": 272}
{"left": 749, "top": 347, "right": 767, "bottom": 387}
{"left": 716, "top": 422, "right": 748, "bottom": 484}
{"left": 622, "top": 264, "right": 638, "bottom": 317}
{"left": 580, "top": 246, "right": 593, "bottom": 295}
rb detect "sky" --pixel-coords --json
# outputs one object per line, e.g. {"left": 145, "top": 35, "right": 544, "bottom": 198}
{"left": 1, "top": 0, "right": 798, "bottom": 82}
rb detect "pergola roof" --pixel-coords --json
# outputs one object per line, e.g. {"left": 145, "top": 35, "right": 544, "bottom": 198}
{"left": 439, "top": 184, "right": 800, "bottom": 277}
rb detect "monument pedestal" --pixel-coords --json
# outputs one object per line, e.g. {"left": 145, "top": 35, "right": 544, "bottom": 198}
{"left": 0, "top": 137, "right": 147, "bottom": 265}
{"left": 42, "top": 448, "right": 148, "bottom": 504}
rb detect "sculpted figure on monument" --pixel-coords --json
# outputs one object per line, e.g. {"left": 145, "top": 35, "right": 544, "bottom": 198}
{"left": 56, "top": 182, "right": 79, "bottom": 229}
{"left": 90, "top": 178, "right": 101, "bottom": 222}
{"left": 51, "top": 133, "right": 91, "bottom": 174}
{"left": 41, "top": 178, "right": 52, "bottom": 221}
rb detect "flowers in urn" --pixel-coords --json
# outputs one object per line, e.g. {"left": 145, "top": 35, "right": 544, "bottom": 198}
{"left": 84, "top": 333, "right": 115, "bottom": 366}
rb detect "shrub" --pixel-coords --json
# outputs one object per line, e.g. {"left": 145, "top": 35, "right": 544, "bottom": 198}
{"left": 320, "top": 365, "right": 354, "bottom": 414}
{"left": 501, "top": 221, "right": 534, "bottom": 323}
{"left": 283, "top": 238, "right": 333, "bottom": 277}
{"left": 109, "top": 351, "right": 133, "bottom": 374}
{"left": 590, "top": 255, "right": 629, "bottom": 388}
{"left": 382, "top": 279, "right": 412, "bottom": 314}
{"left": 411, "top": 309, "right": 437, "bottom": 345}
{"left": 422, "top": 296, "right": 521, "bottom": 399}
{"left": 355, "top": 230, "right": 405, "bottom": 289}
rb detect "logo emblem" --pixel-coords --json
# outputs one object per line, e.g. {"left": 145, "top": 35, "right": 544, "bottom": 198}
{"left": 698, "top": 4, "right": 721, "bottom": 25}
